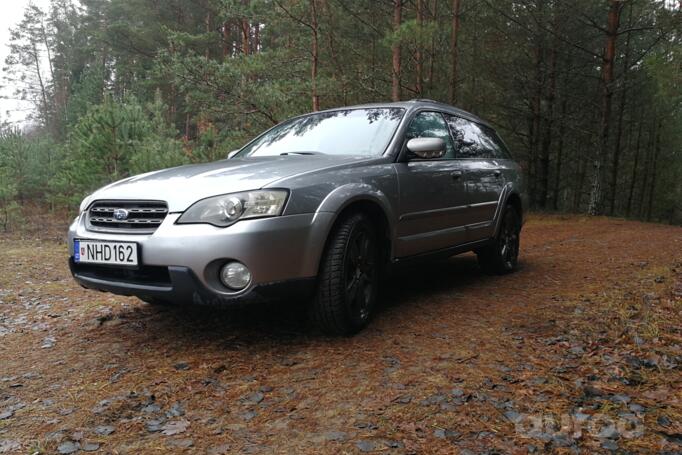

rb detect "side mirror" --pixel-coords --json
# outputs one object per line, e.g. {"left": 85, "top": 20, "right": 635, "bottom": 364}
{"left": 226, "top": 149, "right": 240, "bottom": 159}
{"left": 406, "top": 137, "right": 446, "bottom": 159}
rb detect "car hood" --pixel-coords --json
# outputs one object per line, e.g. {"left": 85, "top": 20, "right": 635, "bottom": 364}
{"left": 89, "top": 155, "right": 372, "bottom": 212}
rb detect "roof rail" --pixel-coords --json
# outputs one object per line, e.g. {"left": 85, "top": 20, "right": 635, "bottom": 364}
{"left": 407, "top": 98, "right": 446, "bottom": 104}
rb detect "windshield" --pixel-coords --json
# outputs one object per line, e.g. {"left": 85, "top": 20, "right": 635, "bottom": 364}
{"left": 236, "top": 108, "right": 405, "bottom": 158}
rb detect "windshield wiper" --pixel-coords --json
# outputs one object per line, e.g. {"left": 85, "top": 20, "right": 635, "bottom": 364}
{"left": 280, "top": 151, "right": 326, "bottom": 156}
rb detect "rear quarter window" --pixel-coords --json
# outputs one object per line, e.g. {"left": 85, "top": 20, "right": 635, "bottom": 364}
{"left": 483, "top": 127, "right": 513, "bottom": 160}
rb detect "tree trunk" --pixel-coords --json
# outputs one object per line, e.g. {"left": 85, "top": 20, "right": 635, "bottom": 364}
{"left": 427, "top": 0, "right": 437, "bottom": 92}
{"left": 608, "top": 2, "right": 633, "bottom": 215}
{"left": 537, "top": 10, "right": 559, "bottom": 209}
{"left": 528, "top": 31, "right": 544, "bottom": 209}
{"left": 449, "top": 0, "right": 461, "bottom": 104}
{"left": 241, "top": 20, "right": 250, "bottom": 54}
{"left": 39, "top": 15, "right": 58, "bottom": 133}
{"left": 311, "top": 0, "right": 320, "bottom": 111}
{"left": 240, "top": 0, "right": 250, "bottom": 55}
{"left": 551, "top": 97, "right": 568, "bottom": 210}
{"left": 626, "top": 110, "right": 644, "bottom": 217}
{"left": 254, "top": 22, "right": 260, "bottom": 52}
{"left": 223, "top": 22, "right": 231, "bottom": 58}
{"left": 31, "top": 42, "right": 50, "bottom": 130}
{"left": 638, "top": 116, "right": 656, "bottom": 218}
{"left": 323, "top": 0, "right": 347, "bottom": 105}
{"left": 573, "top": 150, "right": 587, "bottom": 212}
{"left": 646, "top": 119, "right": 662, "bottom": 221}
{"left": 415, "top": 0, "right": 423, "bottom": 97}
{"left": 39, "top": 17, "right": 55, "bottom": 82}
{"left": 587, "top": 0, "right": 622, "bottom": 215}
{"left": 468, "top": 4, "right": 478, "bottom": 111}
{"left": 391, "top": 0, "right": 402, "bottom": 101}
{"left": 205, "top": 11, "right": 212, "bottom": 61}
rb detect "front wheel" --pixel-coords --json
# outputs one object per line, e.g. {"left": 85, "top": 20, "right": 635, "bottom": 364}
{"left": 477, "top": 204, "right": 521, "bottom": 274}
{"left": 310, "top": 212, "right": 379, "bottom": 335}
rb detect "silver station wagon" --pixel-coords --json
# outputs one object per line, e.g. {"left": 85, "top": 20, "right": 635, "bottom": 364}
{"left": 69, "top": 99, "right": 526, "bottom": 335}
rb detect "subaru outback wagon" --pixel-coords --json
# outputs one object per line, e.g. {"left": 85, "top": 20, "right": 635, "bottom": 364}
{"left": 69, "top": 99, "right": 526, "bottom": 335}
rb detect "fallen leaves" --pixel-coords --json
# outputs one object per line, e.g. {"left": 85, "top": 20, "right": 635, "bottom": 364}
{"left": 0, "top": 215, "right": 681, "bottom": 453}
{"left": 161, "top": 419, "right": 190, "bottom": 436}
{"left": 0, "top": 440, "right": 19, "bottom": 454}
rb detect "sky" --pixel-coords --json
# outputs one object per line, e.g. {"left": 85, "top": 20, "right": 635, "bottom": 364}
{"left": 0, "top": 0, "right": 50, "bottom": 126}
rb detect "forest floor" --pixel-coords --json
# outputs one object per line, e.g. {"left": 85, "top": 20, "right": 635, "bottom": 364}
{"left": 0, "top": 214, "right": 681, "bottom": 454}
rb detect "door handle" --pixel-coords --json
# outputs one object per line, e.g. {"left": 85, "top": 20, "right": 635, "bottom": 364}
{"left": 451, "top": 170, "right": 463, "bottom": 180}
{"left": 493, "top": 170, "right": 502, "bottom": 178}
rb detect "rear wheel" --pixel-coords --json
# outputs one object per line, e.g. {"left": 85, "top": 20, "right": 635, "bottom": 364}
{"left": 310, "top": 212, "right": 379, "bottom": 335}
{"left": 477, "top": 204, "right": 521, "bottom": 274}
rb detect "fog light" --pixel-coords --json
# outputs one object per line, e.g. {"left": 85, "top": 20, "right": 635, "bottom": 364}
{"left": 220, "top": 262, "right": 251, "bottom": 290}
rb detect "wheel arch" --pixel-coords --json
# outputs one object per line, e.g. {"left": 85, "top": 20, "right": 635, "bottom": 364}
{"left": 492, "top": 185, "right": 524, "bottom": 238}
{"left": 314, "top": 185, "right": 394, "bottom": 276}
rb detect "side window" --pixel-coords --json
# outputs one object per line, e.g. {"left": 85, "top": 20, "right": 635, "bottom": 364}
{"left": 485, "top": 128, "right": 513, "bottom": 159}
{"left": 446, "top": 115, "right": 496, "bottom": 159}
{"left": 404, "top": 112, "right": 455, "bottom": 159}
{"left": 478, "top": 126, "right": 512, "bottom": 159}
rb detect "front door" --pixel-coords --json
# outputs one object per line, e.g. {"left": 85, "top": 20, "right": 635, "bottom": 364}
{"left": 394, "top": 111, "right": 469, "bottom": 257}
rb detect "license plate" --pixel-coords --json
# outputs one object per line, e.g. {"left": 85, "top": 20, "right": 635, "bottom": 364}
{"left": 74, "top": 240, "right": 139, "bottom": 266}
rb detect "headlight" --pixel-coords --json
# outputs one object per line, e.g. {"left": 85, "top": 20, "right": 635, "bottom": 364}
{"left": 177, "top": 190, "right": 288, "bottom": 227}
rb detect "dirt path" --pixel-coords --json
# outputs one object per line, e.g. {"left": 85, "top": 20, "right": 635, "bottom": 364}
{"left": 1, "top": 215, "right": 681, "bottom": 454}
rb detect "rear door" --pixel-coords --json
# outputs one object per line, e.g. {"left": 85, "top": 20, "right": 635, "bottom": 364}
{"left": 394, "top": 111, "right": 469, "bottom": 257}
{"left": 445, "top": 115, "right": 507, "bottom": 241}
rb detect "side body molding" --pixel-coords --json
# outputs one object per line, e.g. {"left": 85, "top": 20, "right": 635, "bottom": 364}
{"left": 307, "top": 181, "right": 522, "bottom": 273}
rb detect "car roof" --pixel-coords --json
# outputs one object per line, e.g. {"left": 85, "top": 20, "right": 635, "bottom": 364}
{"left": 319, "top": 99, "right": 492, "bottom": 129}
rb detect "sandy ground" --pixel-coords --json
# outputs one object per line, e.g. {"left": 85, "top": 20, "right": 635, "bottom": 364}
{"left": 0, "top": 214, "right": 681, "bottom": 454}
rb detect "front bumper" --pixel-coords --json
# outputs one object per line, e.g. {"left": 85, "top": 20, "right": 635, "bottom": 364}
{"left": 68, "top": 212, "right": 333, "bottom": 304}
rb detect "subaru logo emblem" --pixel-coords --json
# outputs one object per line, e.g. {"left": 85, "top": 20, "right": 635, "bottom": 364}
{"left": 113, "top": 208, "right": 129, "bottom": 221}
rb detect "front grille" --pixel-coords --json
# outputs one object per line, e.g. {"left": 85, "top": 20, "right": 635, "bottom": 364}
{"left": 87, "top": 200, "right": 168, "bottom": 234}
{"left": 72, "top": 261, "right": 171, "bottom": 288}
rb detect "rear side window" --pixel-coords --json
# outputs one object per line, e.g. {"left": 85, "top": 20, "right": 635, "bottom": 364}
{"left": 445, "top": 115, "right": 509, "bottom": 159}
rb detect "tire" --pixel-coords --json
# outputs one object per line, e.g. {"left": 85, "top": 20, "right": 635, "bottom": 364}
{"left": 477, "top": 204, "right": 521, "bottom": 275}
{"left": 310, "top": 212, "right": 379, "bottom": 335}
